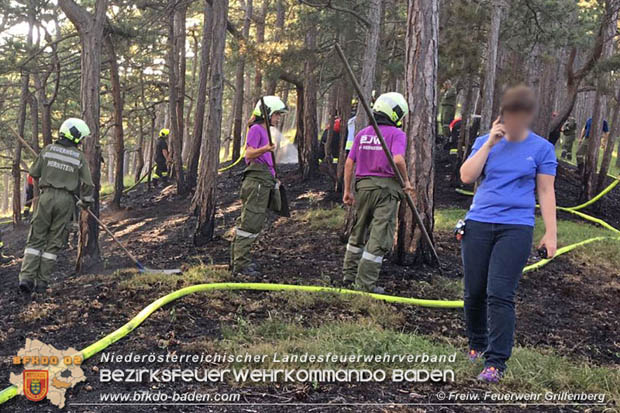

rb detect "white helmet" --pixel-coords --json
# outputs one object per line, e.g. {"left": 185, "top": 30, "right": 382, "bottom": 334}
{"left": 253, "top": 95, "right": 288, "bottom": 118}
{"left": 372, "top": 92, "right": 409, "bottom": 126}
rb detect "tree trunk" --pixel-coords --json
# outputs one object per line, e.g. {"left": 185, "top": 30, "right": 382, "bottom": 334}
{"left": 12, "top": 70, "right": 29, "bottom": 226}
{"left": 300, "top": 29, "right": 319, "bottom": 180}
{"left": 454, "top": 74, "right": 475, "bottom": 182}
{"left": 584, "top": 2, "right": 617, "bottom": 199}
{"left": 192, "top": 0, "right": 229, "bottom": 242}
{"left": 174, "top": 3, "right": 188, "bottom": 155}
{"left": 396, "top": 0, "right": 438, "bottom": 265}
{"left": 597, "top": 87, "right": 620, "bottom": 191}
{"left": 106, "top": 35, "right": 125, "bottom": 209}
{"left": 135, "top": 115, "right": 145, "bottom": 184}
{"left": 354, "top": 0, "right": 381, "bottom": 133}
{"left": 187, "top": 0, "right": 214, "bottom": 189}
{"left": 167, "top": 0, "right": 187, "bottom": 195}
{"left": 252, "top": 0, "right": 268, "bottom": 103}
{"left": 59, "top": 0, "right": 108, "bottom": 270}
{"left": 480, "top": 0, "right": 502, "bottom": 131}
{"left": 231, "top": 0, "right": 253, "bottom": 161}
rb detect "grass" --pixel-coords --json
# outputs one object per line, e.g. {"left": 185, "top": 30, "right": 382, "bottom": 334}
{"left": 298, "top": 206, "right": 346, "bottom": 230}
{"left": 435, "top": 208, "right": 620, "bottom": 267}
{"left": 117, "top": 264, "right": 230, "bottom": 292}
{"left": 556, "top": 138, "right": 619, "bottom": 177}
{"left": 100, "top": 175, "right": 136, "bottom": 196}
{"left": 218, "top": 316, "right": 619, "bottom": 402}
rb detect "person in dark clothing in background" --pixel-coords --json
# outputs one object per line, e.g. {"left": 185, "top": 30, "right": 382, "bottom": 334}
{"left": 320, "top": 117, "right": 341, "bottom": 163}
{"left": 23, "top": 174, "right": 34, "bottom": 218}
{"left": 154, "top": 128, "right": 171, "bottom": 186}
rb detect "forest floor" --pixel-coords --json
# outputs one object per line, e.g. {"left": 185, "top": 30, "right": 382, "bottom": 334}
{"left": 0, "top": 151, "right": 619, "bottom": 413}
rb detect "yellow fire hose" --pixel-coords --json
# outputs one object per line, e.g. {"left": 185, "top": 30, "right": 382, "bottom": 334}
{"left": 218, "top": 149, "right": 245, "bottom": 173}
{"left": 2, "top": 229, "right": 619, "bottom": 407}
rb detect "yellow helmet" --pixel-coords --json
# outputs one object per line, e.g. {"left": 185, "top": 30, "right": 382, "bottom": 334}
{"left": 372, "top": 92, "right": 409, "bottom": 127}
{"left": 159, "top": 128, "right": 170, "bottom": 138}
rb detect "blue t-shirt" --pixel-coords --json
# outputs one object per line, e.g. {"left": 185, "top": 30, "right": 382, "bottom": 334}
{"left": 465, "top": 131, "right": 557, "bottom": 226}
{"left": 584, "top": 118, "right": 609, "bottom": 138}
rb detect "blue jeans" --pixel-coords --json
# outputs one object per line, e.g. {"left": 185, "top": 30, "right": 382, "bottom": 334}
{"left": 461, "top": 220, "right": 533, "bottom": 371}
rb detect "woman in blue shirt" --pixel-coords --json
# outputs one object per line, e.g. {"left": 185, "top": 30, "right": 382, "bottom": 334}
{"left": 459, "top": 85, "right": 558, "bottom": 383}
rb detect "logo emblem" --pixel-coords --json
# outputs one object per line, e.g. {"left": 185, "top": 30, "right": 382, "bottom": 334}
{"left": 23, "top": 370, "right": 48, "bottom": 402}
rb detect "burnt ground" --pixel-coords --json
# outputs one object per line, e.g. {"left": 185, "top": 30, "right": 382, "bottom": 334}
{"left": 0, "top": 152, "right": 618, "bottom": 413}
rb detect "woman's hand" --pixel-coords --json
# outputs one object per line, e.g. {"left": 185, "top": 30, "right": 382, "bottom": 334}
{"left": 263, "top": 143, "right": 276, "bottom": 153}
{"left": 343, "top": 190, "right": 355, "bottom": 206}
{"left": 538, "top": 232, "right": 557, "bottom": 258}
{"left": 486, "top": 116, "right": 506, "bottom": 148}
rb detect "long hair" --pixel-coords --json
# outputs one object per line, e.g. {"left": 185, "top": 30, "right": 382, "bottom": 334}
{"left": 247, "top": 114, "right": 266, "bottom": 128}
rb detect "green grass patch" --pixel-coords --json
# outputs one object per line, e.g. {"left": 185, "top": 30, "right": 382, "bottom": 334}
{"left": 555, "top": 139, "right": 619, "bottom": 177}
{"left": 117, "top": 265, "right": 229, "bottom": 292}
{"left": 101, "top": 175, "right": 136, "bottom": 196}
{"left": 436, "top": 207, "right": 620, "bottom": 268}
{"left": 298, "top": 207, "right": 346, "bottom": 230}
{"left": 218, "top": 316, "right": 619, "bottom": 402}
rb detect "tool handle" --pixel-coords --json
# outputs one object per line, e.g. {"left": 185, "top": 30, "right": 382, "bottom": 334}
{"left": 334, "top": 43, "right": 441, "bottom": 267}
{"left": 74, "top": 195, "right": 144, "bottom": 268}
{"left": 259, "top": 97, "right": 279, "bottom": 178}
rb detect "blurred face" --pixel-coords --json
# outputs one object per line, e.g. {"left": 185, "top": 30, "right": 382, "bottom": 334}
{"left": 270, "top": 112, "right": 283, "bottom": 126}
{"left": 502, "top": 110, "right": 534, "bottom": 139}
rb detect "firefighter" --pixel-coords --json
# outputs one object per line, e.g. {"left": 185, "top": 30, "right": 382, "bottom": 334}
{"left": 154, "top": 128, "right": 171, "bottom": 185}
{"left": 439, "top": 80, "right": 457, "bottom": 137}
{"left": 23, "top": 174, "right": 34, "bottom": 218}
{"left": 18, "top": 118, "right": 94, "bottom": 294}
{"left": 341, "top": 92, "right": 414, "bottom": 293}
{"left": 560, "top": 116, "right": 577, "bottom": 160}
{"left": 230, "top": 96, "right": 288, "bottom": 276}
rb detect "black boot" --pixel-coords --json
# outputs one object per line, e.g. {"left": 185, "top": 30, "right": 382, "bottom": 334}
{"left": 19, "top": 279, "right": 34, "bottom": 294}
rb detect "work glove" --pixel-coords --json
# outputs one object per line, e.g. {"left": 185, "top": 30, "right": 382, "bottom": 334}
{"left": 76, "top": 199, "right": 92, "bottom": 210}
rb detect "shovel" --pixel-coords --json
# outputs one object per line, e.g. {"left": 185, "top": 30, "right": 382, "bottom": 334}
{"left": 260, "top": 97, "right": 290, "bottom": 217}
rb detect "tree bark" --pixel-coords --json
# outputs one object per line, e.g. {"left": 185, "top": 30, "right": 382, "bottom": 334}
{"left": 597, "top": 87, "right": 620, "bottom": 191}
{"left": 584, "top": 1, "right": 617, "bottom": 198}
{"left": 106, "top": 35, "right": 125, "bottom": 209}
{"left": 167, "top": 0, "right": 187, "bottom": 195}
{"left": 354, "top": 0, "right": 381, "bottom": 133}
{"left": 187, "top": 0, "right": 214, "bottom": 189}
{"left": 59, "top": 0, "right": 108, "bottom": 270}
{"left": 191, "top": 0, "right": 229, "bottom": 242}
{"left": 396, "top": 0, "right": 438, "bottom": 265}
{"left": 135, "top": 115, "right": 145, "bottom": 185}
{"left": 231, "top": 0, "right": 253, "bottom": 161}
{"left": 480, "top": 0, "right": 502, "bottom": 131}
{"left": 300, "top": 30, "right": 319, "bottom": 180}
{"left": 174, "top": 3, "right": 188, "bottom": 155}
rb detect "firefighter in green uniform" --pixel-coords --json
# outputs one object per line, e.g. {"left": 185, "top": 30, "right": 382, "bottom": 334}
{"left": 18, "top": 118, "right": 94, "bottom": 294}
{"left": 439, "top": 80, "right": 456, "bottom": 137}
{"left": 342, "top": 92, "right": 414, "bottom": 293}
{"left": 560, "top": 116, "right": 577, "bottom": 160}
{"left": 230, "top": 96, "right": 288, "bottom": 276}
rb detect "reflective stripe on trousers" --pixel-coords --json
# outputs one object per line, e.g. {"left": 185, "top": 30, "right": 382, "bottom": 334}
{"left": 346, "top": 244, "right": 362, "bottom": 254}
{"left": 236, "top": 228, "right": 258, "bottom": 239}
{"left": 41, "top": 252, "right": 58, "bottom": 260}
{"left": 362, "top": 251, "right": 383, "bottom": 263}
{"left": 24, "top": 247, "right": 41, "bottom": 256}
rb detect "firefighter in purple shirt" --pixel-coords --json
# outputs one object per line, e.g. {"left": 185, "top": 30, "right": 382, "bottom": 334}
{"left": 342, "top": 92, "right": 414, "bottom": 293}
{"left": 230, "top": 96, "right": 287, "bottom": 276}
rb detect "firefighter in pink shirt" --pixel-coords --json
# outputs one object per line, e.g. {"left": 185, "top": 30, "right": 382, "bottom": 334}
{"left": 342, "top": 92, "right": 413, "bottom": 293}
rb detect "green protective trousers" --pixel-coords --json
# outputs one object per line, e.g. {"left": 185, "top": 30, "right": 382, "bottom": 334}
{"left": 561, "top": 133, "right": 576, "bottom": 158}
{"left": 230, "top": 169, "right": 275, "bottom": 273}
{"left": 19, "top": 188, "right": 74, "bottom": 286}
{"left": 342, "top": 177, "right": 402, "bottom": 291}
